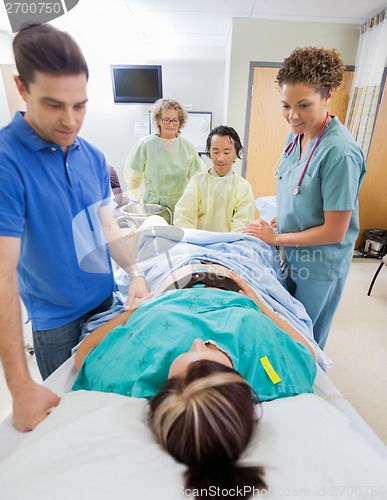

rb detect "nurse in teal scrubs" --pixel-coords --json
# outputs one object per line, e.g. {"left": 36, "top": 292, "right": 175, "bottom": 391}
{"left": 243, "top": 47, "right": 366, "bottom": 349}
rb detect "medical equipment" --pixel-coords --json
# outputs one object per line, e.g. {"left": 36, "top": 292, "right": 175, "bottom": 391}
{"left": 360, "top": 228, "right": 387, "bottom": 258}
{"left": 116, "top": 203, "right": 173, "bottom": 228}
{"left": 273, "top": 112, "right": 330, "bottom": 195}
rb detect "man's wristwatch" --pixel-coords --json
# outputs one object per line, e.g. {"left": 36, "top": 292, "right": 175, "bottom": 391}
{"left": 128, "top": 269, "right": 145, "bottom": 279}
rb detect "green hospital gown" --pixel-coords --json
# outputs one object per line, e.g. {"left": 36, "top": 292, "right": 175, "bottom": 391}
{"left": 124, "top": 134, "right": 202, "bottom": 212}
{"left": 73, "top": 289, "right": 316, "bottom": 401}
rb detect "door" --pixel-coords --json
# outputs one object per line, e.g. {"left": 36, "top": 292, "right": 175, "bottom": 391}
{"left": 243, "top": 64, "right": 354, "bottom": 200}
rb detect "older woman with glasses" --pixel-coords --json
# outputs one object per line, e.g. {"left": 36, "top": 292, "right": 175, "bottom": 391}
{"left": 124, "top": 98, "right": 202, "bottom": 222}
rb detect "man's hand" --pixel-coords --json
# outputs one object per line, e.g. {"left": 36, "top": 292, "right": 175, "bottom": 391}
{"left": 12, "top": 380, "right": 61, "bottom": 432}
{"left": 125, "top": 277, "right": 152, "bottom": 311}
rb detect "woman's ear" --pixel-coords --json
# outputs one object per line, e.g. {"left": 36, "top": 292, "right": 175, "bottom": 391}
{"left": 324, "top": 88, "right": 333, "bottom": 105}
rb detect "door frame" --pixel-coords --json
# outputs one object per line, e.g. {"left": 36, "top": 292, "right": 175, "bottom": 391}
{"left": 242, "top": 61, "right": 281, "bottom": 178}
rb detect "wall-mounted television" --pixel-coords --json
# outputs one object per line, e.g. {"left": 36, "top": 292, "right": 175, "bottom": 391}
{"left": 110, "top": 65, "right": 163, "bottom": 104}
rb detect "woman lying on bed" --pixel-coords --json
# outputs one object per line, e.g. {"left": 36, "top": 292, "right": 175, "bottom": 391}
{"left": 73, "top": 265, "right": 316, "bottom": 499}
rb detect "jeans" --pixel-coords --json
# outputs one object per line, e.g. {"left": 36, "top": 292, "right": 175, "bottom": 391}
{"left": 32, "top": 294, "right": 113, "bottom": 380}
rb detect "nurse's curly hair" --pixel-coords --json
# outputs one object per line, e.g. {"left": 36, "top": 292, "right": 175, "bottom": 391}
{"left": 276, "top": 47, "right": 344, "bottom": 97}
{"left": 148, "top": 359, "right": 267, "bottom": 499}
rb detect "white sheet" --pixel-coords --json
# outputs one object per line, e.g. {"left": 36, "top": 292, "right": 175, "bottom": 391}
{"left": 255, "top": 195, "right": 277, "bottom": 223}
{"left": 0, "top": 360, "right": 387, "bottom": 499}
{"left": 0, "top": 387, "right": 386, "bottom": 500}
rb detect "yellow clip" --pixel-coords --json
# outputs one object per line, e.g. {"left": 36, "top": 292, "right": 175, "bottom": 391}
{"left": 260, "top": 356, "right": 281, "bottom": 385}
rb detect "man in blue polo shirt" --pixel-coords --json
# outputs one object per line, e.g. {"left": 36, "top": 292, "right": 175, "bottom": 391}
{"left": 0, "top": 23, "right": 149, "bottom": 432}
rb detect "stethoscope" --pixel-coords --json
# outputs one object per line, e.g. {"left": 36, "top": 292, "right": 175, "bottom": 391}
{"left": 273, "top": 111, "right": 330, "bottom": 196}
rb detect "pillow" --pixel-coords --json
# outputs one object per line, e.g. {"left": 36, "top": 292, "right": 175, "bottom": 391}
{"left": 255, "top": 196, "right": 277, "bottom": 223}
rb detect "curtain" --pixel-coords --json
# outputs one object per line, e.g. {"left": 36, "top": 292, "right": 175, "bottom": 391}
{"left": 345, "top": 9, "right": 387, "bottom": 156}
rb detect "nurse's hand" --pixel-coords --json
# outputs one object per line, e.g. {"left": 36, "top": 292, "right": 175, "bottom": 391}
{"left": 242, "top": 219, "right": 278, "bottom": 246}
{"left": 13, "top": 381, "right": 61, "bottom": 432}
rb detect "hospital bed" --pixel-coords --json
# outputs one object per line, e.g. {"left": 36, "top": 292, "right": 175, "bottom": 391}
{"left": 0, "top": 227, "right": 386, "bottom": 499}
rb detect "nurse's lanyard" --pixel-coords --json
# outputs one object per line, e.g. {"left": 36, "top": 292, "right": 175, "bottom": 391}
{"left": 273, "top": 111, "right": 330, "bottom": 196}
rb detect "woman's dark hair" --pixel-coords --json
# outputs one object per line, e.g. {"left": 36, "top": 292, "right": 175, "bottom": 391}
{"left": 148, "top": 360, "right": 267, "bottom": 499}
{"left": 206, "top": 125, "right": 243, "bottom": 159}
{"left": 276, "top": 47, "right": 344, "bottom": 98}
{"left": 13, "top": 23, "right": 89, "bottom": 90}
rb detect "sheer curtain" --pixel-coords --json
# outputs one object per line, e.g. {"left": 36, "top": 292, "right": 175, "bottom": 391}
{"left": 345, "top": 9, "right": 387, "bottom": 156}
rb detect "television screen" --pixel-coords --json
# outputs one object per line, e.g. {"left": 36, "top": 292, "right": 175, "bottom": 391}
{"left": 111, "top": 65, "right": 163, "bottom": 104}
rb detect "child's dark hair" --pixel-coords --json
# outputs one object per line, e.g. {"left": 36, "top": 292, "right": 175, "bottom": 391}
{"left": 206, "top": 125, "right": 243, "bottom": 159}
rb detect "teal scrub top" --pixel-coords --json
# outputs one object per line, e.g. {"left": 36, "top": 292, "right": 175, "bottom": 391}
{"left": 276, "top": 117, "right": 366, "bottom": 280}
{"left": 73, "top": 289, "right": 316, "bottom": 401}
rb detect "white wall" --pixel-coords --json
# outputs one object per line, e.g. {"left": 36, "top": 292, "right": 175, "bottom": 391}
{"left": 0, "top": 33, "right": 13, "bottom": 63}
{"left": 0, "top": 13, "right": 363, "bottom": 182}
{"left": 0, "top": 33, "right": 14, "bottom": 126}
{"left": 0, "top": 1, "right": 226, "bottom": 184}
{"left": 0, "top": 76, "right": 10, "bottom": 126}
{"left": 226, "top": 19, "right": 361, "bottom": 174}
{"left": 80, "top": 52, "right": 225, "bottom": 180}
{"left": 48, "top": 0, "right": 227, "bottom": 183}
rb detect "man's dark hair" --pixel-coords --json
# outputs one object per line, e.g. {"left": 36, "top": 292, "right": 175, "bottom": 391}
{"left": 13, "top": 23, "right": 89, "bottom": 89}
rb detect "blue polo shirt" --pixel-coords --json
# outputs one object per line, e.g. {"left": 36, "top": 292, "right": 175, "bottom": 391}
{"left": 0, "top": 112, "right": 114, "bottom": 329}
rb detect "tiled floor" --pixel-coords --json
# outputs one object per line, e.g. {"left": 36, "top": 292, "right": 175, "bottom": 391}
{"left": 1, "top": 257, "right": 387, "bottom": 444}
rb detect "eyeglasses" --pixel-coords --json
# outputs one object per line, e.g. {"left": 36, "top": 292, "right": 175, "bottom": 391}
{"left": 161, "top": 118, "right": 179, "bottom": 125}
